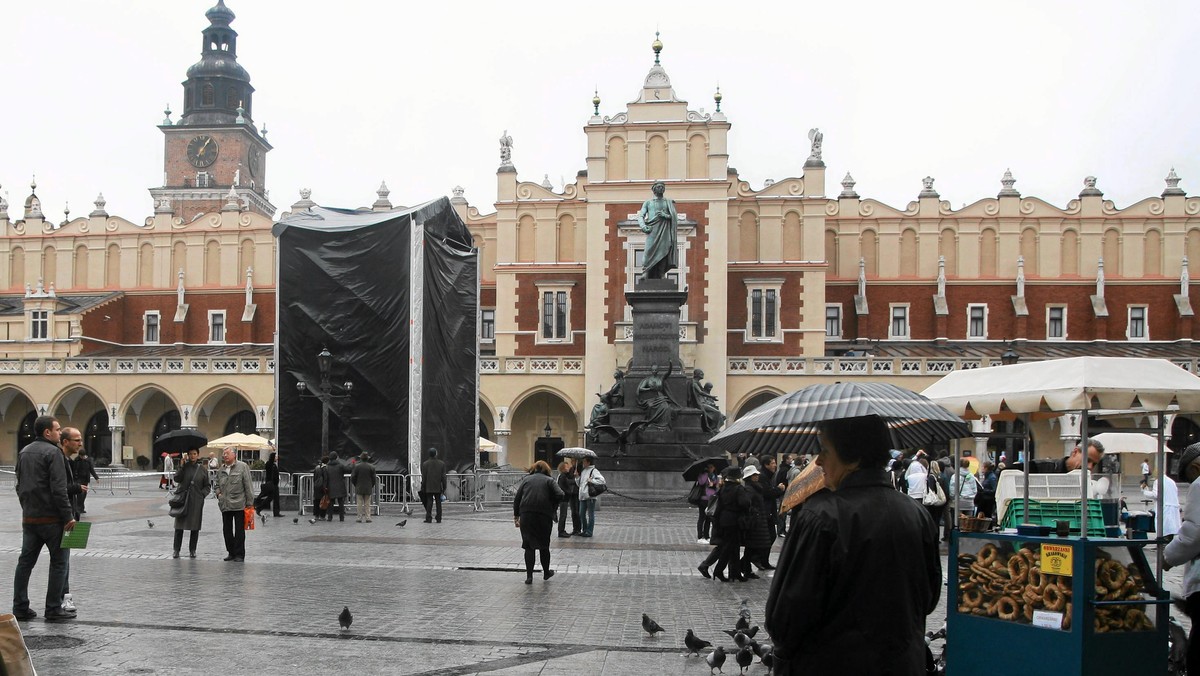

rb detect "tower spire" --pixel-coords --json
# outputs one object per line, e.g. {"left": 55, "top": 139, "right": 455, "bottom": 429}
{"left": 179, "top": 2, "right": 255, "bottom": 126}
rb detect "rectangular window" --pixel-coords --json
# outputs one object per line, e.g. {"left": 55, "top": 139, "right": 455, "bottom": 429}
{"left": 1128, "top": 306, "right": 1147, "bottom": 340}
{"left": 1047, "top": 306, "right": 1066, "bottom": 339}
{"left": 967, "top": 305, "right": 987, "bottom": 339}
{"left": 539, "top": 289, "right": 570, "bottom": 341}
{"left": 749, "top": 288, "right": 778, "bottom": 339}
{"left": 30, "top": 310, "right": 48, "bottom": 340}
{"left": 889, "top": 305, "right": 910, "bottom": 339}
{"left": 144, "top": 312, "right": 160, "bottom": 344}
{"left": 825, "top": 304, "right": 842, "bottom": 338}
{"left": 480, "top": 309, "right": 495, "bottom": 342}
{"left": 196, "top": 172, "right": 211, "bottom": 188}
{"left": 209, "top": 311, "right": 226, "bottom": 343}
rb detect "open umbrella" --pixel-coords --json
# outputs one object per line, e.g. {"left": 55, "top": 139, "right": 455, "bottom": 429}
{"left": 557, "top": 447, "right": 597, "bottom": 459}
{"left": 153, "top": 429, "right": 208, "bottom": 454}
{"left": 710, "top": 382, "right": 970, "bottom": 456}
{"left": 681, "top": 456, "right": 729, "bottom": 482}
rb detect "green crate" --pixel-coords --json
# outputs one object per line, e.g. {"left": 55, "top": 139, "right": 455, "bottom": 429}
{"left": 999, "top": 498, "right": 1107, "bottom": 536}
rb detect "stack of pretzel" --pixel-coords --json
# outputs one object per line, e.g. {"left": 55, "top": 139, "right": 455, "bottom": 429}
{"left": 955, "top": 544, "right": 1153, "bottom": 632}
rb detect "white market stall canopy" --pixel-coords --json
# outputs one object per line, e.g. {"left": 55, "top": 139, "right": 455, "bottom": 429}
{"left": 1088, "top": 432, "right": 1172, "bottom": 455}
{"left": 920, "top": 356, "right": 1200, "bottom": 419}
{"left": 205, "top": 432, "right": 274, "bottom": 450}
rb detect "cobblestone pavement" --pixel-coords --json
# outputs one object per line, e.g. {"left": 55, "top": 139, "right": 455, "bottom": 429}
{"left": 0, "top": 479, "right": 1183, "bottom": 674}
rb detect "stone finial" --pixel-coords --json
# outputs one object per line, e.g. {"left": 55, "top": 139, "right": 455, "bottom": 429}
{"left": 1016, "top": 256, "right": 1026, "bottom": 297}
{"left": 162, "top": 105, "right": 173, "bottom": 126}
{"left": 840, "top": 172, "right": 859, "bottom": 199}
{"left": 592, "top": 88, "right": 601, "bottom": 116}
{"left": 1079, "top": 176, "right": 1103, "bottom": 197}
{"left": 998, "top": 168, "right": 1020, "bottom": 197}
{"left": 372, "top": 181, "right": 392, "bottom": 211}
{"left": 155, "top": 197, "right": 173, "bottom": 214}
{"left": 1096, "top": 258, "right": 1105, "bottom": 297}
{"left": 450, "top": 185, "right": 467, "bottom": 205}
{"left": 61, "top": 202, "right": 70, "bottom": 226}
{"left": 222, "top": 185, "right": 241, "bottom": 211}
{"left": 541, "top": 174, "right": 554, "bottom": 190}
{"left": 937, "top": 256, "right": 946, "bottom": 297}
{"left": 235, "top": 104, "right": 246, "bottom": 125}
{"left": 261, "top": 123, "right": 268, "bottom": 140}
{"left": 714, "top": 86, "right": 722, "bottom": 113}
{"left": 90, "top": 193, "right": 108, "bottom": 218}
{"left": 499, "top": 130, "right": 514, "bottom": 169}
{"left": 1164, "top": 167, "right": 1186, "bottom": 197}
{"left": 857, "top": 258, "right": 867, "bottom": 297}
{"left": 1183, "top": 256, "right": 1190, "bottom": 296}
{"left": 0, "top": 191, "right": 8, "bottom": 219}
{"left": 919, "top": 176, "right": 939, "bottom": 198}
{"left": 652, "top": 31, "right": 663, "bottom": 65}
{"left": 292, "top": 188, "right": 316, "bottom": 211}
{"left": 177, "top": 269, "right": 186, "bottom": 306}
{"left": 245, "top": 266, "right": 255, "bottom": 305}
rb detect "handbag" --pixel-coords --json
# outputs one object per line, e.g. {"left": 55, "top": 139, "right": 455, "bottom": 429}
{"left": 168, "top": 489, "right": 188, "bottom": 518}
{"left": 687, "top": 482, "right": 705, "bottom": 506}
{"left": 319, "top": 491, "right": 331, "bottom": 511}
{"left": 705, "top": 493, "right": 721, "bottom": 517}
{"left": 243, "top": 506, "right": 256, "bottom": 530}
{"left": 923, "top": 474, "right": 947, "bottom": 507}
{"left": 587, "top": 481, "right": 608, "bottom": 498}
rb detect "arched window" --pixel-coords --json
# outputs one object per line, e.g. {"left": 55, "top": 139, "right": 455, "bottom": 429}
{"left": 824, "top": 230, "right": 839, "bottom": 276}
{"left": 861, "top": 230, "right": 879, "bottom": 276}
{"left": 73, "top": 245, "right": 89, "bottom": 289}
{"left": 1020, "top": 228, "right": 1038, "bottom": 272}
{"left": 939, "top": 229, "right": 957, "bottom": 277}
{"left": 687, "top": 134, "right": 706, "bottom": 179}
{"left": 739, "top": 211, "right": 759, "bottom": 262}
{"left": 1061, "top": 230, "right": 1080, "bottom": 276}
{"left": 607, "top": 137, "right": 627, "bottom": 181}
{"left": 1144, "top": 229, "right": 1162, "bottom": 276}
{"left": 226, "top": 87, "right": 238, "bottom": 109}
{"left": 42, "top": 246, "right": 56, "bottom": 289}
{"left": 1102, "top": 228, "right": 1121, "bottom": 276}
{"left": 556, "top": 215, "right": 575, "bottom": 263}
{"left": 138, "top": 242, "right": 154, "bottom": 287}
{"left": 646, "top": 135, "right": 668, "bottom": 179}
{"left": 239, "top": 239, "right": 255, "bottom": 279}
{"left": 899, "top": 229, "right": 918, "bottom": 277}
{"left": 105, "top": 243, "right": 120, "bottom": 288}
{"left": 224, "top": 409, "right": 257, "bottom": 435}
{"left": 517, "top": 215, "right": 536, "bottom": 263}
{"left": 201, "top": 84, "right": 214, "bottom": 106}
{"left": 782, "top": 211, "right": 802, "bottom": 261}
{"left": 980, "top": 228, "right": 998, "bottom": 277}
{"left": 204, "top": 240, "right": 221, "bottom": 286}
{"left": 171, "top": 241, "right": 186, "bottom": 281}
{"left": 84, "top": 410, "right": 112, "bottom": 466}
{"left": 9, "top": 247, "right": 24, "bottom": 290}
{"left": 1188, "top": 230, "right": 1200, "bottom": 275}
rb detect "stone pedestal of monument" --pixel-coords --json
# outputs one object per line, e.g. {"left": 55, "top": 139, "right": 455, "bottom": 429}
{"left": 587, "top": 278, "right": 723, "bottom": 497}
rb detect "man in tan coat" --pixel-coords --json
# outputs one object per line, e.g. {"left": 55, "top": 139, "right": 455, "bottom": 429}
{"left": 215, "top": 448, "right": 253, "bottom": 562}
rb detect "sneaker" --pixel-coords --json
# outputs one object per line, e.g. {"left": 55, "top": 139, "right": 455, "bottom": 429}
{"left": 697, "top": 538, "right": 709, "bottom": 544}
{"left": 61, "top": 594, "right": 75, "bottom": 611}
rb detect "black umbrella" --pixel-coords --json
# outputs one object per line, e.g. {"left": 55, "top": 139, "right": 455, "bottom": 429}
{"left": 556, "top": 447, "right": 597, "bottom": 459}
{"left": 153, "top": 429, "right": 208, "bottom": 454}
{"left": 710, "top": 382, "right": 970, "bottom": 456}
{"left": 682, "top": 456, "right": 729, "bottom": 482}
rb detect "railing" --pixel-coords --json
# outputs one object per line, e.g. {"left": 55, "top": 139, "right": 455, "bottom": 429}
{"left": 292, "top": 470, "right": 530, "bottom": 515}
{"left": 0, "top": 356, "right": 274, "bottom": 375}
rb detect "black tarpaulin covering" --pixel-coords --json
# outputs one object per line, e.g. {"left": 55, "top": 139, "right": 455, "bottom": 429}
{"left": 273, "top": 197, "right": 477, "bottom": 474}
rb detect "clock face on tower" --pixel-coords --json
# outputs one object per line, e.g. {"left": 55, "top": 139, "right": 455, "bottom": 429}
{"left": 186, "top": 134, "right": 219, "bottom": 168}
{"left": 247, "top": 146, "right": 260, "bottom": 177}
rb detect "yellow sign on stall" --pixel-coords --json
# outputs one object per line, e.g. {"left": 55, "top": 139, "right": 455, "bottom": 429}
{"left": 1040, "top": 543, "right": 1074, "bottom": 576}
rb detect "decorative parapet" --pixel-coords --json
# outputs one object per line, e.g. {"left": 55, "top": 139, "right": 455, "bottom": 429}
{"left": 0, "top": 356, "right": 274, "bottom": 374}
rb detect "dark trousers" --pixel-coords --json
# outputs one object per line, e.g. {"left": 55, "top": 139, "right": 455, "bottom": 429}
{"left": 221, "top": 510, "right": 246, "bottom": 559}
{"left": 557, "top": 498, "right": 579, "bottom": 534}
{"left": 523, "top": 548, "right": 550, "bottom": 577}
{"left": 313, "top": 489, "right": 327, "bottom": 518}
{"left": 266, "top": 484, "right": 281, "bottom": 516}
{"left": 326, "top": 497, "right": 345, "bottom": 521}
{"left": 697, "top": 503, "right": 711, "bottom": 540}
{"left": 13, "top": 523, "right": 69, "bottom": 613}
{"left": 422, "top": 491, "right": 443, "bottom": 522}
{"left": 77, "top": 483, "right": 91, "bottom": 515}
{"left": 714, "top": 541, "right": 741, "bottom": 578}
{"left": 173, "top": 529, "right": 200, "bottom": 554}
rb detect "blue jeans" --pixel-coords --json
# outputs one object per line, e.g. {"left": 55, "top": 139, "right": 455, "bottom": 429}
{"left": 579, "top": 499, "right": 596, "bottom": 536}
{"left": 13, "top": 523, "right": 69, "bottom": 613}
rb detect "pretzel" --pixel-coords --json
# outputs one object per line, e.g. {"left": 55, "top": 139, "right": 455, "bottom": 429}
{"left": 995, "top": 595, "right": 1020, "bottom": 621}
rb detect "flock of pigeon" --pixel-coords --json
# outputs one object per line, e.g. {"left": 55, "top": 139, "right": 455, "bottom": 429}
{"left": 642, "top": 599, "right": 776, "bottom": 675}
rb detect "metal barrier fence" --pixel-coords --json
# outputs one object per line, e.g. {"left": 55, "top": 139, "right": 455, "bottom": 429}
{"left": 296, "top": 473, "right": 383, "bottom": 517}
{"left": 292, "top": 470, "right": 530, "bottom": 515}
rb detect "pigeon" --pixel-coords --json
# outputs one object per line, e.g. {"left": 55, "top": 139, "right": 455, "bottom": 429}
{"left": 753, "top": 642, "right": 772, "bottom": 659}
{"left": 642, "top": 613, "right": 665, "bottom": 636}
{"left": 395, "top": 519, "right": 407, "bottom": 527}
{"left": 705, "top": 645, "right": 726, "bottom": 674}
{"left": 293, "top": 517, "right": 299, "bottom": 524}
{"left": 761, "top": 648, "right": 776, "bottom": 675}
{"left": 259, "top": 513, "right": 266, "bottom": 525}
{"left": 735, "top": 616, "right": 749, "bottom": 631}
{"left": 735, "top": 646, "right": 754, "bottom": 674}
{"left": 338, "top": 606, "right": 352, "bottom": 630}
{"left": 738, "top": 598, "right": 752, "bottom": 622}
{"left": 722, "top": 629, "right": 740, "bottom": 640}
{"left": 684, "top": 629, "right": 712, "bottom": 656}
{"left": 743, "top": 625, "right": 759, "bottom": 639}
{"left": 308, "top": 518, "right": 317, "bottom": 525}
{"left": 733, "top": 631, "right": 750, "bottom": 649}
{"left": 147, "top": 520, "right": 154, "bottom": 529}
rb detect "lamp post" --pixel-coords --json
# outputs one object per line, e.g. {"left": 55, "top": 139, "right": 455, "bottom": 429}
{"left": 1001, "top": 342, "right": 1020, "bottom": 366}
{"left": 296, "top": 346, "right": 353, "bottom": 461}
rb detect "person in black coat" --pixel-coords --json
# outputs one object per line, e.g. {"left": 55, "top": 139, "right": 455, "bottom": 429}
{"left": 555, "top": 460, "right": 580, "bottom": 537}
{"left": 514, "top": 461, "right": 565, "bottom": 584}
{"left": 263, "top": 452, "right": 282, "bottom": 517}
{"left": 312, "top": 457, "right": 329, "bottom": 520}
{"left": 712, "top": 466, "right": 751, "bottom": 582}
{"left": 71, "top": 452, "right": 100, "bottom": 516}
{"left": 325, "top": 452, "right": 348, "bottom": 522}
{"left": 742, "top": 463, "right": 786, "bottom": 575}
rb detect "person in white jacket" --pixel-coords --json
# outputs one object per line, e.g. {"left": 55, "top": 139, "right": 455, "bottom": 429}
{"left": 576, "top": 456, "right": 606, "bottom": 538}
{"left": 1144, "top": 474, "right": 1181, "bottom": 537}
{"left": 1164, "top": 443, "right": 1200, "bottom": 673}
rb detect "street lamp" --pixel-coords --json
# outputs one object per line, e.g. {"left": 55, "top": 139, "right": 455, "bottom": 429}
{"left": 296, "top": 346, "right": 353, "bottom": 460}
{"left": 1001, "top": 342, "right": 1020, "bottom": 366}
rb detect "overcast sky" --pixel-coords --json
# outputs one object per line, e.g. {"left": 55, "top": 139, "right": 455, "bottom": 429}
{"left": 4, "top": 1, "right": 1198, "bottom": 223}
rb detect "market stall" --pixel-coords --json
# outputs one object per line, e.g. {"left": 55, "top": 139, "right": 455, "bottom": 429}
{"left": 922, "top": 356, "right": 1200, "bottom": 676}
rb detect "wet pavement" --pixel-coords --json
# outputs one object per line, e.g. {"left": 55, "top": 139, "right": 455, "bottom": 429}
{"left": 0, "top": 478, "right": 1183, "bottom": 674}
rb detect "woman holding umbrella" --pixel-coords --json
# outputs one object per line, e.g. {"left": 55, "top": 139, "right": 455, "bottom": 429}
{"left": 694, "top": 461, "right": 720, "bottom": 543}
{"left": 172, "top": 448, "right": 211, "bottom": 558}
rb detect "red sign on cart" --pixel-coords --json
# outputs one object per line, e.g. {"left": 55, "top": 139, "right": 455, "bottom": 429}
{"left": 1040, "top": 543, "right": 1073, "bottom": 576}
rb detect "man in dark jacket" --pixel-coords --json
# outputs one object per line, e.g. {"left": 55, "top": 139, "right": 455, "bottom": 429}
{"left": 420, "top": 448, "right": 447, "bottom": 523}
{"left": 773, "top": 454, "right": 794, "bottom": 536}
{"left": 350, "top": 452, "right": 377, "bottom": 523}
{"left": 71, "top": 450, "right": 100, "bottom": 516}
{"left": 325, "top": 452, "right": 348, "bottom": 522}
{"left": 13, "top": 415, "right": 77, "bottom": 622}
{"left": 766, "top": 415, "right": 941, "bottom": 675}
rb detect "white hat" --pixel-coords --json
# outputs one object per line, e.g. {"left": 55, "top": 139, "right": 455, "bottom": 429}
{"left": 742, "top": 465, "right": 760, "bottom": 479}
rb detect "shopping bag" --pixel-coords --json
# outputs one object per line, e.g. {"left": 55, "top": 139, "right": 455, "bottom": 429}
{"left": 243, "top": 506, "right": 256, "bottom": 530}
